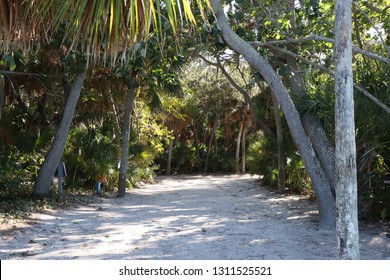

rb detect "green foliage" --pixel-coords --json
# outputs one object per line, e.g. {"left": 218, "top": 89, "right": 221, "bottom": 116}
{"left": 246, "top": 132, "right": 277, "bottom": 187}
{"left": 246, "top": 131, "right": 312, "bottom": 195}
{"left": 63, "top": 123, "right": 119, "bottom": 191}
{"left": 0, "top": 147, "right": 41, "bottom": 199}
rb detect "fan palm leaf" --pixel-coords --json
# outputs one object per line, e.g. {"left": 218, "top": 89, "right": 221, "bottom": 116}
{"left": 0, "top": 0, "right": 210, "bottom": 64}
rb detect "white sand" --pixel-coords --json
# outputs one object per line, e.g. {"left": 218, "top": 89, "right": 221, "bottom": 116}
{"left": 1, "top": 174, "right": 389, "bottom": 259}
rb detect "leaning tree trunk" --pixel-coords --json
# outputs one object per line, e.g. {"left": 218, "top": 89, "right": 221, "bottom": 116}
{"left": 286, "top": 54, "right": 336, "bottom": 196}
{"left": 334, "top": 0, "right": 360, "bottom": 259}
{"left": 117, "top": 82, "right": 136, "bottom": 197}
{"left": 284, "top": 0, "right": 336, "bottom": 196}
{"left": 210, "top": 0, "right": 335, "bottom": 230}
{"left": 34, "top": 66, "right": 87, "bottom": 198}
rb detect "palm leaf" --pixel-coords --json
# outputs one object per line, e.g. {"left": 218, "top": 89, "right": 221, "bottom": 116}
{"left": 1, "top": 0, "right": 210, "bottom": 64}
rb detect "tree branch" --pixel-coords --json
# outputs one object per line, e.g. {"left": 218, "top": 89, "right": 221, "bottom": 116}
{"left": 268, "top": 45, "right": 390, "bottom": 115}
{"left": 0, "top": 70, "right": 41, "bottom": 76}
{"left": 253, "top": 35, "right": 390, "bottom": 65}
{"left": 198, "top": 54, "right": 276, "bottom": 138}
{"left": 352, "top": 1, "right": 390, "bottom": 57}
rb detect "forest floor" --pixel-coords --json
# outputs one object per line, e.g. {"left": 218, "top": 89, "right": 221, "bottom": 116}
{"left": 1, "top": 174, "right": 389, "bottom": 260}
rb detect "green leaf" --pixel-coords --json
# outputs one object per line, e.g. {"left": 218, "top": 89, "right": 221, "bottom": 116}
{"left": 2, "top": 55, "right": 16, "bottom": 71}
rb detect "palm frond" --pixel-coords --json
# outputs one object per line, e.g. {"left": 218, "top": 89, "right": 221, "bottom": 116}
{"left": 0, "top": 0, "right": 211, "bottom": 65}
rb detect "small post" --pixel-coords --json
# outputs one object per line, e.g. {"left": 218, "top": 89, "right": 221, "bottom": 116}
{"left": 96, "top": 180, "right": 101, "bottom": 195}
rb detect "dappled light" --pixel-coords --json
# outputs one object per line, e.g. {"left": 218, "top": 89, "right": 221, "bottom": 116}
{"left": 1, "top": 0, "right": 390, "bottom": 262}
{"left": 1, "top": 175, "right": 389, "bottom": 260}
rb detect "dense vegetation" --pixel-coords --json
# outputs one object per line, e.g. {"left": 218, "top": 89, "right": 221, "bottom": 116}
{"left": 0, "top": 0, "right": 389, "bottom": 229}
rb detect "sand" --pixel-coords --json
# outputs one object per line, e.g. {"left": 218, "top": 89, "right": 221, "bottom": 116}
{"left": 1, "top": 174, "right": 389, "bottom": 260}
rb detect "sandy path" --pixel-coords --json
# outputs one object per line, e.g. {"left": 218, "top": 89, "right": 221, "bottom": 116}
{"left": 1, "top": 174, "right": 389, "bottom": 260}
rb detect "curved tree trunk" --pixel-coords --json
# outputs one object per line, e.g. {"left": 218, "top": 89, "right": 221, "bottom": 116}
{"left": 284, "top": 0, "right": 335, "bottom": 196}
{"left": 117, "top": 82, "right": 136, "bottom": 197}
{"left": 34, "top": 66, "right": 88, "bottom": 198}
{"left": 285, "top": 50, "right": 336, "bottom": 196}
{"left": 210, "top": 0, "right": 335, "bottom": 230}
{"left": 334, "top": 0, "right": 360, "bottom": 259}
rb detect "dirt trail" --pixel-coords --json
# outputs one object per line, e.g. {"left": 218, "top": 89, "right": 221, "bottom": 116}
{"left": 1, "top": 174, "right": 389, "bottom": 260}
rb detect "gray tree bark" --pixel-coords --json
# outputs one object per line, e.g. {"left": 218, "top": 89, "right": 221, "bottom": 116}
{"left": 334, "top": 0, "right": 360, "bottom": 259}
{"left": 210, "top": 0, "right": 335, "bottom": 230}
{"left": 284, "top": 0, "right": 335, "bottom": 195}
{"left": 117, "top": 81, "right": 136, "bottom": 197}
{"left": 34, "top": 66, "right": 88, "bottom": 198}
{"left": 286, "top": 54, "right": 336, "bottom": 196}
{"left": 271, "top": 93, "right": 286, "bottom": 193}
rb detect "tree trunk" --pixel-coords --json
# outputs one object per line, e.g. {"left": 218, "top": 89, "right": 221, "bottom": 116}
{"left": 204, "top": 116, "right": 219, "bottom": 174}
{"left": 117, "top": 82, "right": 136, "bottom": 197}
{"left": 241, "top": 125, "right": 247, "bottom": 174}
{"left": 285, "top": 54, "right": 336, "bottom": 196}
{"left": 193, "top": 125, "right": 200, "bottom": 161}
{"left": 235, "top": 106, "right": 245, "bottom": 173}
{"left": 272, "top": 93, "right": 286, "bottom": 193}
{"left": 200, "top": 54, "right": 275, "bottom": 139}
{"left": 107, "top": 91, "right": 121, "bottom": 145}
{"left": 166, "top": 137, "right": 174, "bottom": 175}
{"left": 34, "top": 66, "right": 88, "bottom": 198}
{"left": 285, "top": 0, "right": 335, "bottom": 196}
{"left": 334, "top": 0, "right": 360, "bottom": 259}
{"left": 0, "top": 75, "right": 4, "bottom": 120}
{"left": 210, "top": 0, "right": 335, "bottom": 230}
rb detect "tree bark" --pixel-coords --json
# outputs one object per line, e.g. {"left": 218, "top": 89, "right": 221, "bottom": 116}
{"left": 166, "top": 137, "right": 174, "bottom": 175}
{"left": 241, "top": 124, "right": 247, "bottom": 174}
{"left": 117, "top": 81, "right": 136, "bottom": 197}
{"left": 0, "top": 75, "right": 4, "bottom": 121}
{"left": 235, "top": 105, "right": 245, "bottom": 173}
{"left": 285, "top": 51, "right": 336, "bottom": 196}
{"left": 210, "top": 0, "right": 335, "bottom": 230}
{"left": 34, "top": 66, "right": 88, "bottom": 198}
{"left": 271, "top": 93, "right": 286, "bottom": 193}
{"left": 285, "top": 0, "right": 335, "bottom": 195}
{"left": 334, "top": 0, "right": 360, "bottom": 259}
